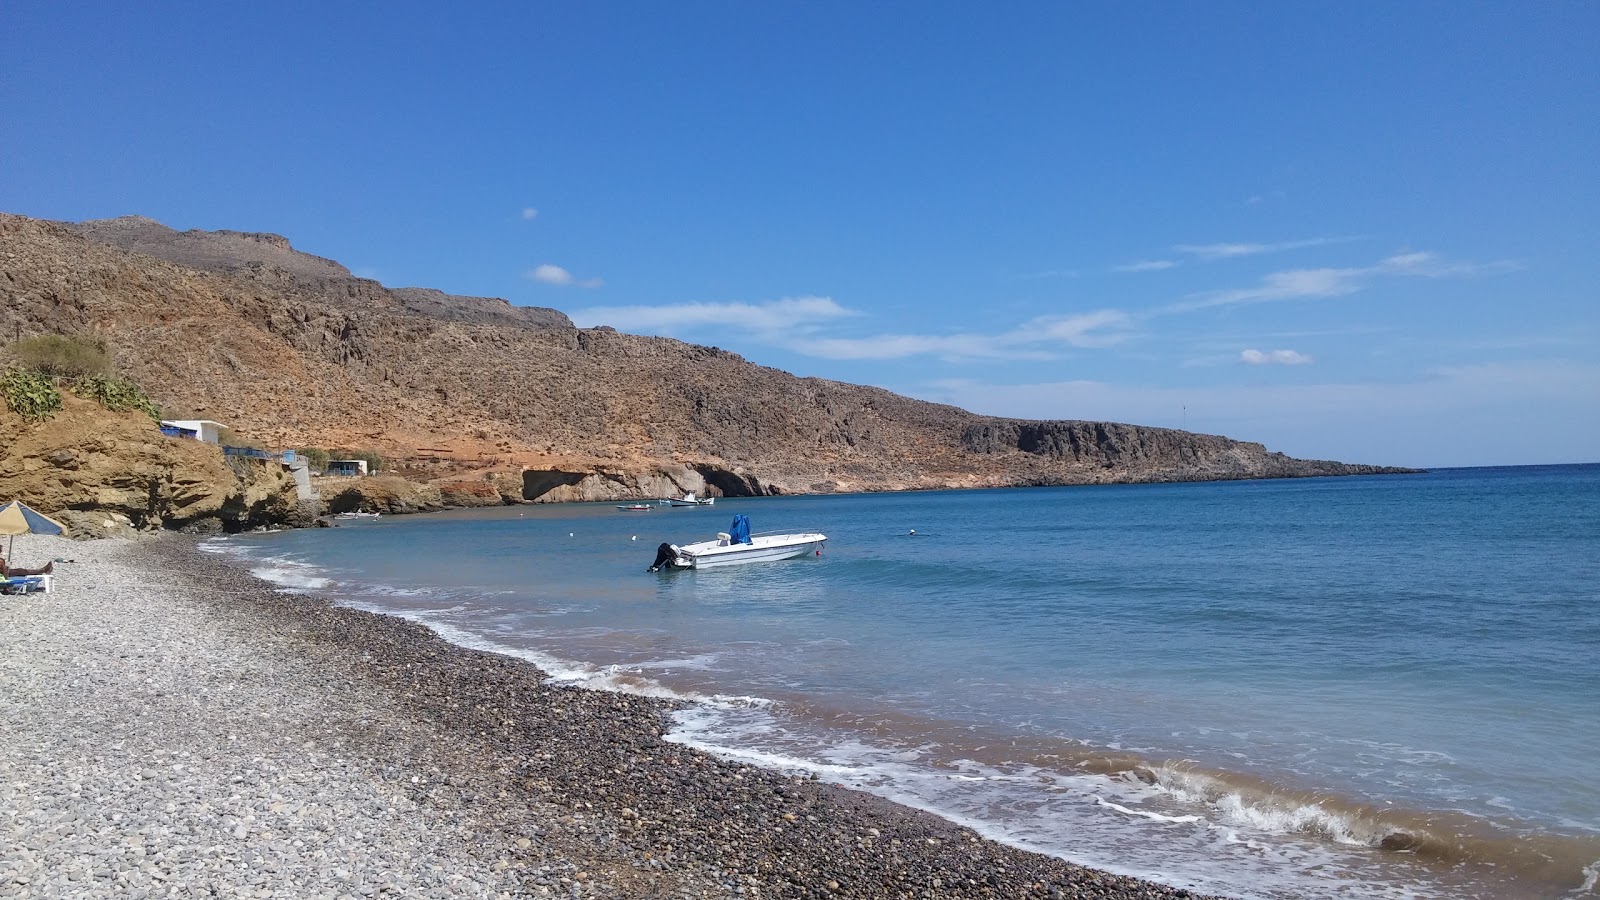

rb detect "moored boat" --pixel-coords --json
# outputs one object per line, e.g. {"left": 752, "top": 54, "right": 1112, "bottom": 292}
{"left": 663, "top": 492, "right": 715, "bottom": 506}
{"left": 649, "top": 514, "right": 825, "bottom": 571}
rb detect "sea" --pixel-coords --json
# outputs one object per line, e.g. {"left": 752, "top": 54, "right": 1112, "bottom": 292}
{"left": 208, "top": 464, "right": 1600, "bottom": 899}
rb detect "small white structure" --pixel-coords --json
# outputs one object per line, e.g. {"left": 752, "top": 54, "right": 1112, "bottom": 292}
{"left": 280, "top": 455, "right": 318, "bottom": 501}
{"left": 327, "top": 459, "right": 370, "bottom": 477}
{"left": 160, "top": 419, "right": 226, "bottom": 444}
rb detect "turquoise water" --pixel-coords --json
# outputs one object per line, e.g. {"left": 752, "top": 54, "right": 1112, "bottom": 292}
{"left": 217, "top": 465, "right": 1600, "bottom": 898}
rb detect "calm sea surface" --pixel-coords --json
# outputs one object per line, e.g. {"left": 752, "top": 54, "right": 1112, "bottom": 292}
{"left": 215, "top": 465, "right": 1600, "bottom": 899}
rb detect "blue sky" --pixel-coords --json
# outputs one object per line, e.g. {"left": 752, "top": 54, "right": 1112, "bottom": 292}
{"left": 5, "top": 2, "right": 1596, "bottom": 468}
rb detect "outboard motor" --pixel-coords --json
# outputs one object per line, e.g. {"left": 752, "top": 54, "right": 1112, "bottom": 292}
{"left": 648, "top": 542, "right": 678, "bottom": 572}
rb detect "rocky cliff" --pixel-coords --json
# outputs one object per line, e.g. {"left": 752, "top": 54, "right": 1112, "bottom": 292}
{"left": 0, "top": 213, "right": 1414, "bottom": 504}
{"left": 0, "top": 391, "right": 308, "bottom": 535}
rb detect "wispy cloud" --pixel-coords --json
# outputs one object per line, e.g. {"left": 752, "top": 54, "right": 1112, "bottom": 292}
{"left": 798, "top": 333, "right": 1036, "bottom": 361}
{"left": 1240, "top": 348, "right": 1313, "bottom": 365}
{"left": 1175, "top": 237, "right": 1359, "bottom": 261}
{"left": 527, "top": 263, "right": 602, "bottom": 289}
{"left": 794, "top": 309, "right": 1133, "bottom": 361}
{"left": 1115, "top": 237, "right": 1356, "bottom": 274}
{"left": 1113, "top": 259, "right": 1177, "bottom": 273}
{"left": 521, "top": 207, "right": 539, "bottom": 221}
{"left": 1166, "top": 251, "right": 1516, "bottom": 313}
{"left": 1014, "top": 268, "right": 1081, "bottom": 280}
{"left": 570, "top": 296, "right": 857, "bottom": 336}
{"left": 570, "top": 297, "right": 1132, "bottom": 362}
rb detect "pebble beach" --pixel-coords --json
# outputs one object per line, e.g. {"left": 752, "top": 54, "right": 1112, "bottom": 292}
{"left": 0, "top": 534, "right": 1218, "bottom": 899}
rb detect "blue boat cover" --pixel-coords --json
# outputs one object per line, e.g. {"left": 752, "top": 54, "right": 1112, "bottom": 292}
{"left": 729, "top": 514, "right": 752, "bottom": 545}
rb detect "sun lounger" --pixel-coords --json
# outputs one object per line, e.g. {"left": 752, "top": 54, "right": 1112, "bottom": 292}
{"left": 1, "top": 574, "right": 52, "bottom": 594}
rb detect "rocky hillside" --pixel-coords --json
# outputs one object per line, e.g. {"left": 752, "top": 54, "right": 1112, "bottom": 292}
{"left": 0, "top": 213, "right": 1413, "bottom": 500}
{"left": 0, "top": 391, "right": 308, "bottom": 535}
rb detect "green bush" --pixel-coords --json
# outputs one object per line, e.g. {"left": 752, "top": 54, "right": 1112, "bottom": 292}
{"left": 10, "top": 333, "right": 113, "bottom": 380}
{"left": 72, "top": 374, "right": 161, "bottom": 421}
{"left": 1, "top": 370, "right": 62, "bottom": 422}
{"left": 297, "top": 447, "right": 331, "bottom": 470}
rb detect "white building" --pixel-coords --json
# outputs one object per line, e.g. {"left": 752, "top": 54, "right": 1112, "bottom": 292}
{"left": 160, "top": 419, "right": 226, "bottom": 444}
{"left": 327, "top": 459, "right": 370, "bottom": 477}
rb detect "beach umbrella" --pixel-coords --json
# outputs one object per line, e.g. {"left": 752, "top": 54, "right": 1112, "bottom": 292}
{"left": 0, "top": 500, "right": 66, "bottom": 562}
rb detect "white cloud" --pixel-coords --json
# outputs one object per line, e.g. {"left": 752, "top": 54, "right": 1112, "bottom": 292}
{"left": 799, "top": 333, "right": 1030, "bottom": 361}
{"left": 521, "top": 207, "right": 539, "bottom": 220}
{"left": 1175, "top": 237, "right": 1357, "bottom": 261}
{"left": 793, "top": 309, "right": 1133, "bottom": 361}
{"left": 1167, "top": 250, "right": 1512, "bottom": 313}
{"left": 529, "top": 264, "right": 573, "bottom": 285}
{"left": 571, "top": 296, "right": 1132, "bottom": 362}
{"left": 527, "top": 264, "right": 602, "bottom": 288}
{"left": 1174, "top": 267, "right": 1361, "bottom": 310}
{"left": 570, "top": 296, "right": 857, "bottom": 336}
{"left": 1113, "top": 259, "right": 1177, "bottom": 273}
{"left": 1015, "top": 269, "right": 1081, "bottom": 280}
{"left": 1015, "top": 310, "right": 1132, "bottom": 348}
{"left": 1240, "top": 348, "right": 1313, "bottom": 365}
{"left": 1113, "top": 237, "right": 1355, "bottom": 273}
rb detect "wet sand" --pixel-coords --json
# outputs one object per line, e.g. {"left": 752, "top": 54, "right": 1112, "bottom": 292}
{"left": 0, "top": 533, "right": 1220, "bottom": 899}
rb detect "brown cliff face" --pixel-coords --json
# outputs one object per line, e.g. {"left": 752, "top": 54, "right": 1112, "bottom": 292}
{"left": 0, "top": 213, "right": 1414, "bottom": 500}
{"left": 0, "top": 392, "right": 305, "bottom": 534}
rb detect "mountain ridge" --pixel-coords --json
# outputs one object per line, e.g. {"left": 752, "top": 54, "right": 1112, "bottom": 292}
{"left": 0, "top": 212, "right": 1415, "bottom": 500}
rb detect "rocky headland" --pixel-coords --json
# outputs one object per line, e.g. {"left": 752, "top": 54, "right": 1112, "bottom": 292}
{"left": 0, "top": 211, "right": 1415, "bottom": 529}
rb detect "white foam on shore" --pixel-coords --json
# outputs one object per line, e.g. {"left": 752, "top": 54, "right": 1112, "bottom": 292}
{"left": 1095, "top": 797, "right": 1202, "bottom": 824}
{"left": 314, "top": 602, "right": 774, "bottom": 712}
{"left": 248, "top": 565, "right": 335, "bottom": 592}
{"left": 203, "top": 538, "right": 337, "bottom": 592}
{"left": 661, "top": 704, "right": 1469, "bottom": 900}
{"left": 1578, "top": 858, "right": 1599, "bottom": 895}
{"left": 625, "top": 653, "right": 721, "bottom": 672}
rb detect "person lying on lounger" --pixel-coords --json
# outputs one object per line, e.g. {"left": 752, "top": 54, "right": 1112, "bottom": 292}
{"left": 0, "top": 556, "right": 53, "bottom": 577}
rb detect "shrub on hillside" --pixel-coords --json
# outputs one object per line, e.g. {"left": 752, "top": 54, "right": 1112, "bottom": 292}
{"left": 11, "top": 333, "right": 113, "bottom": 380}
{"left": 1, "top": 370, "right": 62, "bottom": 422}
{"left": 72, "top": 374, "right": 161, "bottom": 421}
{"left": 297, "top": 447, "right": 331, "bottom": 471}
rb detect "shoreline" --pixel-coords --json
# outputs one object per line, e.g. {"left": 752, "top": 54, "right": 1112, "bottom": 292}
{"left": 1, "top": 533, "right": 1218, "bottom": 899}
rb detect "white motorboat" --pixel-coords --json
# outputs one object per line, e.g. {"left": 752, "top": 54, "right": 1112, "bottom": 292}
{"left": 663, "top": 492, "right": 715, "bottom": 507}
{"left": 649, "top": 515, "right": 825, "bottom": 571}
{"left": 334, "top": 510, "right": 381, "bottom": 520}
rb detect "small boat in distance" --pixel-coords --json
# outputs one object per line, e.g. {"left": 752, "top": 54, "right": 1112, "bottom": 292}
{"left": 617, "top": 504, "right": 654, "bottom": 511}
{"left": 663, "top": 492, "right": 715, "bottom": 507}
{"left": 649, "top": 514, "right": 825, "bottom": 571}
{"left": 334, "top": 510, "right": 381, "bottom": 520}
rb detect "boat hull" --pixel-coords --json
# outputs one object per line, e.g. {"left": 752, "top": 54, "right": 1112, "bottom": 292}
{"left": 672, "top": 533, "right": 826, "bottom": 569}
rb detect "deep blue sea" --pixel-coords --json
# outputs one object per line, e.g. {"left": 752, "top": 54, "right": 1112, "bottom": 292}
{"left": 213, "top": 465, "right": 1600, "bottom": 899}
